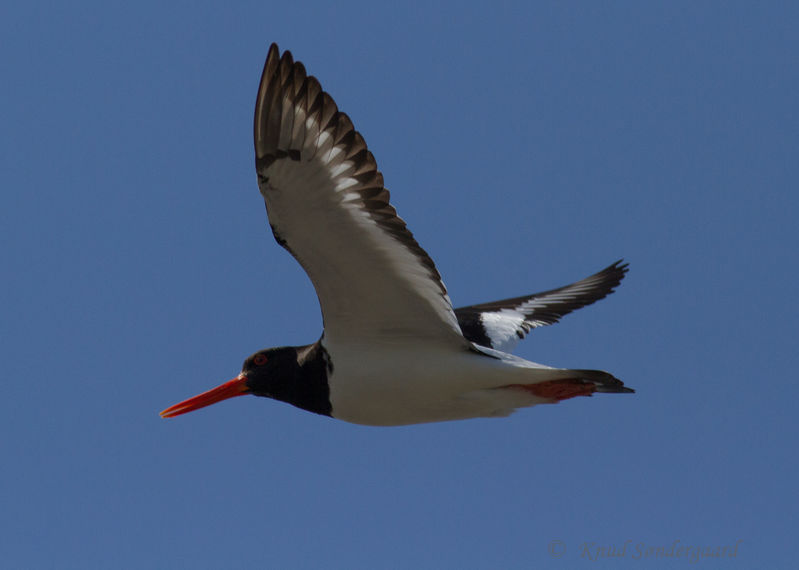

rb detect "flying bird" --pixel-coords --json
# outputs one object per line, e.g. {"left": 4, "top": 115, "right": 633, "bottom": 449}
{"left": 160, "top": 43, "right": 632, "bottom": 426}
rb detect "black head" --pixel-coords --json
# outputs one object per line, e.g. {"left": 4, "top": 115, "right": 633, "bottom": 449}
{"left": 241, "top": 346, "right": 303, "bottom": 399}
{"left": 242, "top": 343, "right": 331, "bottom": 416}
{"left": 160, "top": 342, "right": 331, "bottom": 418}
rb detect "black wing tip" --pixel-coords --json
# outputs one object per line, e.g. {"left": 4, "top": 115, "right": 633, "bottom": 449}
{"left": 571, "top": 258, "right": 629, "bottom": 304}
{"left": 613, "top": 258, "right": 629, "bottom": 272}
{"left": 601, "top": 258, "right": 630, "bottom": 283}
{"left": 610, "top": 258, "right": 629, "bottom": 269}
{"left": 266, "top": 43, "right": 291, "bottom": 67}
{"left": 255, "top": 42, "right": 309, "bottom": 165}
{"left": 261, "top": 42, "right": 284, "bottom": 84}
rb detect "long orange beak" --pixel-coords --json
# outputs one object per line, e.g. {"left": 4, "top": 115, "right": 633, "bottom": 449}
{"left": 160, "top": 374, "right": 250, "bottom": 418}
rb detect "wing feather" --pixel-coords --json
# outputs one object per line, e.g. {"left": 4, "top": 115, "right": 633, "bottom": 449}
{"left": 254, "top": 44, "right": 466, "bottom": 348}
{"left": 455, "top": 261, "right": 628, "bottom": 352}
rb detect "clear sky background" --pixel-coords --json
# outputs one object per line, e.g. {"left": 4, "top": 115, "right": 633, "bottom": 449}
{"left": 2, "top": 2, "right": 796, "bottom": 568}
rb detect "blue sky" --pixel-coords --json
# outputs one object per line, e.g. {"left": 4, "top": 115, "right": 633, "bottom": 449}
{"left": 2, "top": 1, "right": 796, "bottom": 568}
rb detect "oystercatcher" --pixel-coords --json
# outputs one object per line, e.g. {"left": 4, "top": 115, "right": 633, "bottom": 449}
{"left": 160, "top": 44, "right": 632, "bottom": 426}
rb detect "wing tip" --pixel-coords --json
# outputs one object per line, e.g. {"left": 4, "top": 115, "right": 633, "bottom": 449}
{"left": 604, "top": 258, "right": 630, "bottom": 283}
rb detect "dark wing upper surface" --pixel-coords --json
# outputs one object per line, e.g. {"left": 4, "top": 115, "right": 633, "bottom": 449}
{"left": 455, "top": 261, "right": 628, "bottom": 352}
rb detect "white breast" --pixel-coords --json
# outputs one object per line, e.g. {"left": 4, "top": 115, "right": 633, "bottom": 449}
{"left": 325, "top": 340, "right": 558, "bottom": 426}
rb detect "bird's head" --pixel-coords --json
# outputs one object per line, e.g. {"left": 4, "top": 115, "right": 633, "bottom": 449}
{"left": 240, "top": 346, "right": 302, "bottom": 398}
{"left": 159, "top": 346, "right": 299, "bottom": 418}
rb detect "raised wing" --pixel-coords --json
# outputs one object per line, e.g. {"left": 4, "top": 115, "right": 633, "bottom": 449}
{"left": 455, "top": 260, "right": 628, "bottom": 352}
{"left": 253, "top": 44, "right": 467, "bottom": 348}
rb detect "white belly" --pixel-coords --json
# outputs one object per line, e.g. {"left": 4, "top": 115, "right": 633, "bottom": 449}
{"left": 325, "top": 340, "right": 557, "bottom": 426}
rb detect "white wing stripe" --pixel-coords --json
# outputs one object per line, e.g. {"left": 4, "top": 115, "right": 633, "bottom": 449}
{"left": 455, "top": 261, "right": 628, "bottom": 351}
{"left": 481, "top": 311, "right": 526, "bottom": 352}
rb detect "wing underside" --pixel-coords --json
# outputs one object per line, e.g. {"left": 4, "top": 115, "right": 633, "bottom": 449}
{"left": 253, "top": 44, "right": 467, "bottom": 348}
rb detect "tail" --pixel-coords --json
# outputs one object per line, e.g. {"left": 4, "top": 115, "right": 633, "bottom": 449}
{"left": 568, "top": 369, "right": 634, "bottom": 394}
{"left": 507, "top": 369, "right": 634, "bottom": 402}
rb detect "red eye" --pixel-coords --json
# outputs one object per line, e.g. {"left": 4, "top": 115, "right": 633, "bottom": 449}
{"left": 254, "top": 354, "right": 268, "bottom": 366}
